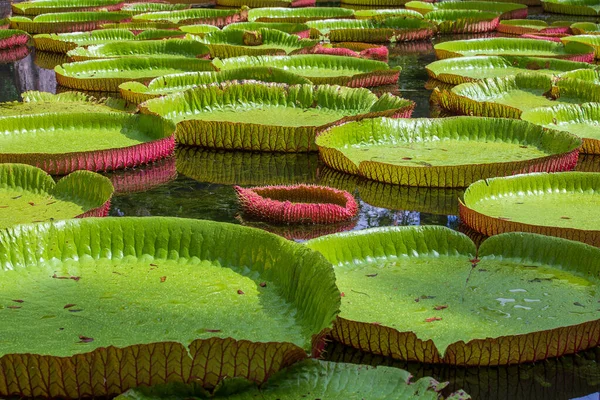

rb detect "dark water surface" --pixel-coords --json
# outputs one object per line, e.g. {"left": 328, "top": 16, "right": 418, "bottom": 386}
{"left": 1, "top": 1, "right": 600, "bottom": 398}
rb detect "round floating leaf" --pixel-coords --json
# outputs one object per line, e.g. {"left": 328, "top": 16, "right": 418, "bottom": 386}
{"left": 140, "top": 82, "right": 414, "bottom": 152}
{"left": 521, "top": 103, "right": 600, "bottom": 154}
{"left": 425, "top": 55, "right": 596, "bottom": 85}
{"left": 316, "top": 116, "right": 581, "bottom": 187}
{"left": 248, "top": 7, "right": 354, "bottom": 23}
{"left": 434, "top": 38, "right": 595, "bottom": 63}
{"left": 405, "top": 1, "right": 528, "bottom": 19}
{"left": 0, "top": 163, "right": 113, "bottom": 228}
{"left": 192, "top": 29, "right": 318, "bottom": 58}
{"left": 559, "top": 67, "right": 600, "bottom": 83}
{"left": 340, "top": 0, "right": 416, "bottom": 7}
{"left": 461, "top": 172, "right": 600, "bottom": 246}
{"left": 562, "top": 35, "right": 600, "bottom": 59}
{"left": 497, "top": 19, "right": 570, "bottom": 35}
{"left": 223, "top": 22, "right": 311, "bottom": 37}
{"left": 570, "top": 22, "right": 600, "bottom": 35}
{"left": 66, "top": 39, "right": 210, "bottom": 61}
{"left": 179, "top": 24, "right": 221, "bottom": 35}
{"left": 306, "top": 226, "right": 600, "bottom": 365}
{"left": 542, "top": 0, "right": 600, "bottom": 16}
{"left": 55, "top": 57, "right": 215, "bottom": 92}
{"left": 354, "top": 9, "right": 424, "bottom": 19}
{"left": 0, "top": 217, "right": 340, "bottom": 398}
{"left": 0, "top": 30, "right": 30, "bottom": 51}
{"left": 34, "top": 29, "right": 184, "bottom": 53}
{"left": 12, "top": 0, "right": 125, "bottom": 16}
{"left": 10, "top": 12, "right": 132, "bottom": 34}
{"left": 425, "top": 10, "right": 500, "bottom": 34}
{"left": 115, "top": 360, "right": 456, "bottom": 400}
{"left": 0, "top": 112, "right": 175, "bottom": 174}
{"left": 119, "top": 67, "right": 312, "bottom": 104}
{"left": 306, "top": 18, "right": 437, "bottom": 42}
{"left": 132, "top": 7, "right": 248, "bottom": 27}
{"left": 213, "top": 54, "right": 402, "bottom": 87}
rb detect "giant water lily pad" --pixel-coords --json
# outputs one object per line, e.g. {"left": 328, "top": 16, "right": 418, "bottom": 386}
{"left": 140, "top": 82, "right": 414, "bottom": 152}
{"left": 132, "top": 8, "right": 248, "bottom": 27}
{"left": 0, "top": 217, "right": 340, "bottom": 398}
{"left": 306, "top": 226, "right": 600, "bottom": 365}
{"left": 405, "top": 1, "right": 528, "bottom": 19}
{"left": 0, "top": 30, "right": 30, "bottom": 50}
{"left": 10, "top": 12, "right": 132, "bottom": 34}
{"left": 425, "top": 56, "right": 596, "bottom": 85}
{"left": 497, "top": 19, "right": 570, "bottom": 35}
{"left": 223, "top": 21, "right": 311, "bottom": 38}
{"left": 248, "top": 7, "right": 354, "bottom": 23}
{"left": 354, "top": 9, "right": 424, "bottom": 19}
{"left": 119, "top": 67, "right": 311, "bottom": 104}
{"left": 542, "top": 0, "right": 600, "bottom": 16}
{"left": 0, "top": 112, "right": 175, "bottom": 174}
{"left": 316, "top": 116, "right": 581, "bottom": 187}
{"left": 101, "top": 21, "right": 180, "bottom": 30}
{"left": 559, "top": 67, "right": 600, "bottom": 83}
{"left": 306, "top": 18, "right": 437, "bottom": 42}
{"left": 0, "top": 163, "right": 113, "bottom": 228}
{"left": 521, "top": 103, "right": 600, "bottom": 154}
{"left": 192, "top": 29, "right": 318, "bottom": 58}
{"left": 434, "top": 38, "right": 596, "bottom": 62}
{"left": 55, "top": 57, "right": 215, "bottom": 91}
{"left": 115, "top": 360, "right": 460, "bottom": 400}
{"left": 425, "top": 10, "right": 501, "bottom": 34}
{"left": 570, "top": 22, "right": 600, "bottom": 34}
{"left": 461, "top": 172, "right": 600, "bottom": 246}
{"left": 216, "top": 0, "right": 315, "bottom": 8}
{"left": 34, "top": 29, "right": 183, "bottom": 53}
{"left": 66, "top": 39, "right": 210, "bottom": 61}
{"left": 214, "top": 54, "right": 401, "bottom": 87}
{"left": 436, "top": 73, "right": 600, "bottom": 118}
{"left": 12, "top": 0, "right": 126, "bottom": 15}
{"left": 121, "top": 2, "right": 191, "bottom": 13}
{"left": 562, "top": 35, "right": 600, "bottom": 58}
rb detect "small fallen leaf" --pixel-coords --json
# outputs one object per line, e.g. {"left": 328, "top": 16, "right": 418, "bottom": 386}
{"left": 365, "top": 273, "right": 378, "bottom": 277}
{"left": 160, "top": 276, "right": 167, "bottom": 283}
{"left": 64, "top": 304, "right": 76, "bottom": 309}
{"left": 560, "top": 216, "right": 571, "bottom": 220}
{"left": 425, "top": 317, "right": 442, "bottom": 322}
{"left": 237, "top": 289, "right": 245, "bottom": 295}
{"left": 78, "top": 336, "right": 94, "bottom": 343}
{"left": 205, "top": 329, "right": 221, "bottom": 333}
{"left": 28, "top": 202, "right": 35, "bottom": 206}
{"left": 434, "top": 305, "right": 448, "bottom": 311}
{"left": 12, "top": 300, "right": 23, "bottom": 303}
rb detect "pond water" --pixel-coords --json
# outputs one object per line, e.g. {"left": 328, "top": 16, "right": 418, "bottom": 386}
{"left": 1, "top": 1, "right": 600, "bottom": 398}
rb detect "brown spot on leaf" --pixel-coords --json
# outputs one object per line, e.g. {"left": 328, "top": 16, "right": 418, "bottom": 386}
{"left": 205, "top": 329, "right": 221, "bottom": 333}
{"left": 425, "top": 317, "right": 442, "bottom": 322}
{"left": 434, "top": 305, "right": 448, "bottom": 310}
{"left": 365, "top": 273, "right": 378, "bottom": 277}
{"left": 12, "top": 300, "right": 23, "bottom": 303}
{"left": 237, "top": 289, "right": 245, "bottom": 295}
{"left": 0, "top": 206, "right": 8, "bottom": 208}
{"left": 402, "top": 157, "right": 412, "bottom": 160}
{"left": 259, "top": 282, "right": 267, "bottom": 287}
{"left": 150, "top": 263, "right": 157, "bottom": 267}
{"left": 78, "top": 336, "right": 94, "bottom": 343}
{"left": 340, "top": 292, "right": 345, "bottom": 297}
{"left": 64, "top": 304, "right": 76, "bottom": 309}
{"left": 160, "top": 276, "right": 167, "bottom": 283}
{"left": 47, "top": 201, "right": 57, "bottom": 205}
{"left": 7, "top": 306, "right": 21, "bottom": 309}
{"left": 28, "top": 202, "right": 35, "bottom": 206}
{"left": 560, "top": 216, "right": 571, "bottom": 219}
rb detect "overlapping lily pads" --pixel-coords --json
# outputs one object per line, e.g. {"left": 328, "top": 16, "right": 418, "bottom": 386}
{"left": 306, "top": 226, "right": 600, "bottom": 365}
{"left": 542, "top": 0, "right": 600, "bottom": 16}
{"left": 316, "top": 116, "right": 581, "bottom": 187}
{"left": 10, "top": 11, "right": 132, "bottom": 34}
{"left": 426, "top": 56, "right": 597, "bottom": 85}
{"left": 522, "top": 103, "right": 600, "bottom": 154}
{"left": 0, "top": 163, "right": 113, "bottom": 229}
{"left": 12, "top": 0, "right": 126, "bottom": 16}
{"left": 425, "top": 10, "right": 501, "bottom": 34}
{"left": 132, "top": 7, "right": 248, "bottom": 27}
{"left": 497, "top": 19, "right": 571, "bottom": 35}
{"left": 248, "top": 7, "right": 354, "bottom": 23}
{"left": 0, "top": 112, "right": 175, "bottom": 174}
{"left": 562, "top": 35, "right": 600, "bottom": 58}
{"left": 405, "top": 1, "right": 528, "bottom": 19}
{"left": 214, "top": 54, "right": 401, "bottom": 87}
{"left": 461, "top": 172, "right": 600, "bottom": 246}
{"left": 0, "top": 90, "right": 132, "bottom": 115}
{"left": 223, "top": 21, "right": 311, "bottom": 38}
{"left": 0, "top": 30, "right": 30, "bottom": 50}
{"left": 140, "top": 82, "right": 414, "bottom": 152}
{"left": 192, "top": 29, "right": 318, "bottom": 58}
{"left": 119, "top": 67, "right": 311, "bottom": 103}
{"left": 306, "top": 18, "right": 437, "bottom": 42}
{"left": 434, "top": 38, "right": 596, "bottom": 62}
{"left": 34, "top": 29, "right": 184, "bottom": 53}
{"left": 0, "top": 217, "right": 340, "bottom": 398}
{"left": 66, "top": 40, "right": 210, "bottom": 61}
{"left": 55, "top": 57, "right": 215, "bottom": 91}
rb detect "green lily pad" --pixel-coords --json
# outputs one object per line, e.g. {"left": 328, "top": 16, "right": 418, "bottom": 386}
{"left": 33, "top": 29, "right": 184, "bottom": 53}
{"left": 405, "top": 1, "right": 528, "bottom": 20}
{"left": 306, "top": 18, "right": 437, "bottom": 42}
{"left": 315, "top": 116, "right": 581, "bottom": 187}
{"left": 66, "top": 39, "right": 210, "bottom": 61}
{"left": 191, "top": 29, "right": 318, "bottom": 58}
{"left": 559, "top": 68, "right": 600, "bottom": 83}
{"left": 306, "top": 226, "right": 600, "bottom": 365}
{"left": 570, "top": 22, "right": 600, "bottom": 34}
{"left": 119, "top": 67, "right": 312, "bottom": 104}
{"left": 425, "top": 10, "right": 501, "bottom": 34}
{"left": 0, "top": 217, "right": 340, "bottom": 398}
{"left": 121, "top": 3, "right": 191, "bottom": 13}
{"left": 542, "top": 0, "right": 600, "bottom": 16}
{"left": 115, "top": 360, "right": 458, "bottom": 400}
{"left": 140, "top": 82, "right": 414, "bottom": 152}
{"left": 178, "top": 24, "right": 221, "bottom": 35}
{"left": 213, "top": 54, "right": 401, "bottom": 87}
{"left": 0, "top": 163, "right": 113, "bottom": 229}
{"left": 521, "top": 103, "right": 600, "bottom": 154}
{"left": 425, "top": 55, "right": 596, "bottom": 85}
{"left": 461, "top": 172, "right": 600, "bottom": 246}
{"left": 55, "top": 57, "right": 215, "bottom": 92}
{"left": 434, "top": 38, "right": 595, "bottom": 63}
{"left": 436, "top": 73, "right": 600, "bottom": 118}
{"left": 354, "top": 9, "right": 424, "bottom": 19}
{"left": 0, "top": 90, "right": 132, "bottom": 116}
{"left": 223, "top": 21, "right": 311, "bottom": 37}
{"left": 11, "top": 0, "right": 125, "bottom": 16}
{"left": 9, "top": 12, "right": 132, "bottom": 34}
{"left": 0, "top": 112, "right": 175, "bottom": 174}
{"left": 216, "top": 0, "right": 313, "bottom": 8}
{"left": 100, "top": 21, "right": 180, "bottom": 30}
{"left": 132, "top": 8, "right": 248, "bottom": 27}
{"left": 562, "top": 35, "right": 600, "bottom": 59}
{"left": 248, "top": 7, "right": 354, "bottom": 23}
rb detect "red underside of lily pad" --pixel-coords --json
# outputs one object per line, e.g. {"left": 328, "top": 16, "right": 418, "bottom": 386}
{"left": 305, "top": 43, "right": 388, "bottom": 61}
{"left": 0, "top": 46, "right": 30, "bottom": 63}
{"left": 521, "top": 33, "right": 571, "bottom": 42}
{"left": 235, "top": 184, "right": 358, "bottom": 224}
{"left": 78, "top": 199, "right": 111, "bottom": 218}
{"left": 108, "top": 156, "right": 177, "bottom": 195}
{"left": 0, "top": 33, "right": 29, "bottom": 50}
